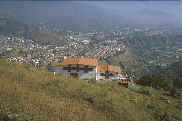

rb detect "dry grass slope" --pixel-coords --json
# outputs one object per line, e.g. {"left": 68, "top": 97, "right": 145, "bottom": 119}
{"left": 0, "top": 60, "right": 182, "bottom": 121}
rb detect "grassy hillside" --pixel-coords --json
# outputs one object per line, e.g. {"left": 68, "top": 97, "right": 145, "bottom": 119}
{"left": 0, "top": 60, "right": 182, "bottom": 121}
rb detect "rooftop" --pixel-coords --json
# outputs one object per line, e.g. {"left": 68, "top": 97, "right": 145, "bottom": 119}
{"left": 52, "top": 57, "right": 98, "bottom": 67}
{"left": 98, "top": 64, "right": 121, "bottom": 73}
{"left": 52, "top": 57, "right": 121, "bottom": 73}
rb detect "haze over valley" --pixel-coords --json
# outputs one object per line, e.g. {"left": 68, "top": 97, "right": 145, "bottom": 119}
{"left": 1, "top": 1, "right": 182, "bottom": 121}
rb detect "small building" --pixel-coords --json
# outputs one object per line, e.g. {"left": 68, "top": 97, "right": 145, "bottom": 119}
{"left": 52, "top": 57, "right": 132, "bottom": 85}
{"left": 97, "top": 64, "right": 121, "bottom": 81}
{"left": 52, "top": 57, "right": 98, "bottom": 80}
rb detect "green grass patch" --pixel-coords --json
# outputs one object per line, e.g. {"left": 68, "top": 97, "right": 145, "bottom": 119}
{"left": 0, "top": 59, "right": 182, "bottom": 121}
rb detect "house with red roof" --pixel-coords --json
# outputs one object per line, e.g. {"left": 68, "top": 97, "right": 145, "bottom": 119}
{"left": 52, "top": 57, "right": 132, "bottom": 85}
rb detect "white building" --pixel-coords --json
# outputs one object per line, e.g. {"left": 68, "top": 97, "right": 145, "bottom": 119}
{"left": 52, "top": 57, "right": 131, "bottom": 84}
{"left": 52, "top": 57, "right": 98, "bottom": 80}
{"left": 97, "top": 64, "right": 121, "bottom": 81}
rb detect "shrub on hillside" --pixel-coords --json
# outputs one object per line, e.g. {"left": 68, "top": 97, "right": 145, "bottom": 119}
{"left": 176, "top": 100, "right": 182, "bottom": 110}
{"left": 139, "top": 87, "right": 152, "bottom": 96}
{"left": 136, "top": 74, "right": 173, "bottom": 90}
{"left": 170, "top": 87, "right": 177, "bottom": 97}
{"left": 16, "top": 114, "right": 34, "bottom": 121}
{"left": 159, "top": 112, "right": 181, "bottom": 121}
{"left": 0, "top": 112, "right": 11, "bottom": 121}
{"left": 173, "top": 78, "right": 182, "bottom": 88}
{"left": 88, "top": 78, "right": 97, "bottom": 84}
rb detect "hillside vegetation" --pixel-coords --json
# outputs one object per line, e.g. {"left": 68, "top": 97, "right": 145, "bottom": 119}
{"left": 108, "top": 48, "right": 148, "bottom": 76}
{"left": 0, "top": 60, "right": 182, "bottom": 121}
{"left": 165, "top": 60, "right": 182, "bottom": 80}
{"left": 142, "top": 60, "right": 182, "bottom": 89}
{"left": 109, "top": 29, "right": 182, "bottom": 77}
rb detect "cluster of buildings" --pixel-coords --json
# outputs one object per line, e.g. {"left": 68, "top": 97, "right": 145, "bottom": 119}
{"left": 7, "top": 57, "right": 41, "bottom": 67}
{"left": 0, "top": 36, "right": 52, "bottom": 66}
{"left": 85, "top": 44, "right": 126, "bottom": 59}
{"left": 0, "top": 34, "right": 126, "bottom": 66}
{"left": 52, "top": 57, "right": 133, "bottom": 86}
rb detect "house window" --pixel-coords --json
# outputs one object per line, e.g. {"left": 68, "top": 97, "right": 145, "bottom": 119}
{"left": 76, "top": 64, "right": 79, "bottom": 72}
{"left": 100, "top": 73, "right": 105, "bottom": 76}
{"left": 63, "top": 67, "right": 68, "bottom": 70}
{"left": 88, "top": 68, "right": 93, "bottom": 71}
{"left": 109, "top": 73, "right": 114, "bottom": 76}
{"left": 84, "top": 66, "right": 88, "bottom": 73}
{"left": 72, "top": 67, "right": 76, "bottom": 70}
{"left": 63, "top": 66, "right": 72, "bottom": 72}
{"left": 80, "top": 68, "right": 84, "bottom": 70}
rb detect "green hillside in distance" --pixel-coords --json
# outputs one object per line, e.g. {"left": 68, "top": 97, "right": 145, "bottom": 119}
{"left": 165, "top": 60, "right": 182, "bottom": 79}
{"left": 0, "top": 59, "right": 182, "bottom": 121}
{"left": 107, "top": 48, "right": 149, "bottom": 76}
{"left": 108, "top": 29, "right": 182, "bottom": 77}
{"left": 148, "top": 60, "right": 182, "bottom": 89}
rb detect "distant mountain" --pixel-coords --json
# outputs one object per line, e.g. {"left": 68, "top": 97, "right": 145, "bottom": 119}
{"left": 0, "top": 16, "right": 27, "bottom": 35}
{"left": 0, "top": 1, "right": 182, "bottom": 31}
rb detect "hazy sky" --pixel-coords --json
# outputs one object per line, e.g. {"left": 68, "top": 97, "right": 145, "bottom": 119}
{"left": 0, "top": 1, "right": 182, "bottom": 28}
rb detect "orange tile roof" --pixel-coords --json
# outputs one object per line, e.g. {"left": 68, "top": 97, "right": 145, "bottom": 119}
{"left": 98, "top": 64, "right": 121, "bottom": 73}
{"left": 52, "top": 57, "right": 121, "bottom": 73}
{"left": 53, "top": 57, "right": 98, "bottom": 67}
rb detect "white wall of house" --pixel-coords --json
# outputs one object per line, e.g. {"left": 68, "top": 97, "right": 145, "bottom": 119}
{"left": 109, "top": 73, "right": 120, "bottom": 80}
{"left": 52, "top": 66, "right": 65, "bottom": 74}
{"left": 78, "top": 65, "right": 97, "bottom": 80}
{"left": 96, "top": 71, "right": 120, "bottom": 81}
{"left": 52, "top": 65, "right": 124, "bottom": 82}
{"left": 52, "top": 64, "right": 97, "bottom": 80}
{"left": 79, "top": 68, "right": 96, "bottom": 80}
{"left": 96, "top": 71, "right": 105, "bottom": 81}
